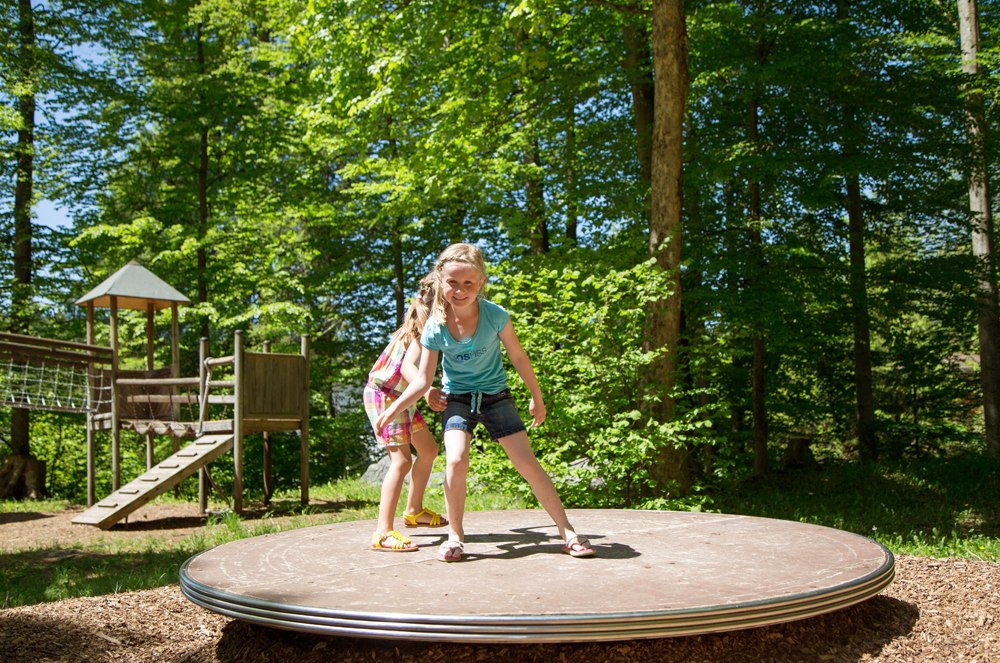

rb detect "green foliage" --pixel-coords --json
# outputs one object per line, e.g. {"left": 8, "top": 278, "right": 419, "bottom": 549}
{"left": 482, "top": 251, "right": 723, "bottom": 507}
{"left": 3, "top": 0, "right": 1000, "bottom": 509}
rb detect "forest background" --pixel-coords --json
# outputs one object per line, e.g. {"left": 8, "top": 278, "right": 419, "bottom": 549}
{"left": 2, "top": 0, "right": 999, "bottom": 521}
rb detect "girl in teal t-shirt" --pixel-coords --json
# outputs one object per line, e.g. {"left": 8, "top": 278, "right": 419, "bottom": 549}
{"left": 376, "top": 243, "right": 595, "bottom": 562}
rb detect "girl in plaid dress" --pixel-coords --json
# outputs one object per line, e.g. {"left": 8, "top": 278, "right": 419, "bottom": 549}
{"left": 364, "top": 276, "right": 449, "bottom": 552}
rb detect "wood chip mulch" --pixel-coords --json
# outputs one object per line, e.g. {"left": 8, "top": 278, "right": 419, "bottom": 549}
{"left": 1, "top": 555, "right": 997, "bottom": 662}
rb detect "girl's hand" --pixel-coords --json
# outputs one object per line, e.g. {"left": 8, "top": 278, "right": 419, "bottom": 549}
{"left": 374, "top": 407, "right": 396, "bottom": 434}
{"left": 528, "top": 397, "right": 546, "bottom": 427}
{"left": 425, "top": 387, "right": 447, "bottom": 412}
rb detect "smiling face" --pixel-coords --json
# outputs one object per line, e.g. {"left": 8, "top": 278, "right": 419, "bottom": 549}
{"left": 439, "top": 262, "right": 485, "bottom": 313}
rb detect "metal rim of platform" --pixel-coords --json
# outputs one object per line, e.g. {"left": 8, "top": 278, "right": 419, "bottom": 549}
{"left": 180, "top": 563, "right": 893, "bottom": 642}
{"left": 178, "top": 511, "right": 896, "bottom": 644}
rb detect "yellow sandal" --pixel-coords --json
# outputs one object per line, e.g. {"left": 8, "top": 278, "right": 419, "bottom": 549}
{"left": 371, "top": 530, "right": 418, "bottom": 552}
{"left": 403, "top": 508, "right": 448, "bottom": 528}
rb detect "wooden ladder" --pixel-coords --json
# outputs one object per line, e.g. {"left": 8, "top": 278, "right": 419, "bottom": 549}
{"left": 71, "top": 434, "right": 234, "bottom": 529}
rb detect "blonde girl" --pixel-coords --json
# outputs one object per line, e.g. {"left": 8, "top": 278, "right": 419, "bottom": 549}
{"left": 375, "top": 243, "right": 595, "bottom": 561}
{"left": 364, "top": 276, "right": 448, "bottom": 552}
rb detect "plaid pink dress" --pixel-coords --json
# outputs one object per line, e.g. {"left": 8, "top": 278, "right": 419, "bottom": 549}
{"left": 363, "top": 334, "right": 427, "bottom": 447}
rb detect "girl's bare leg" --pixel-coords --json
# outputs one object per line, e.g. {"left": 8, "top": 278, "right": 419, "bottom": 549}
{"left": 442, "top": 429, "right": 471, "bottom": 541}
{"left": 376, "top": 445, "right": 413, "bottom": 535}
{"left": 404, "top": 427, "right": 439, "bottom": 518}
{"left": 499, "top": 432, "right": 577, "bottom": 543}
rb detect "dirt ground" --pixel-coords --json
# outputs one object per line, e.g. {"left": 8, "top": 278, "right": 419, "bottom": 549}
{"left": 1, "top": 504, "right": 998, "bottom": 662}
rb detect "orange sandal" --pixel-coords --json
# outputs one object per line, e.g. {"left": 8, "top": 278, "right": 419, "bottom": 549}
{"left": 371, "top": 530, "right": 418, "bottom": 552}
{"left": 403, "top": 508, "right": 448, "bottom": 528}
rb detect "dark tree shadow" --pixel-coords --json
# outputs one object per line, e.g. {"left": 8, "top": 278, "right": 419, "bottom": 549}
{"left": 0, "top": 511, "right": 53, "bottom": 525}
{"left": 0, "top": 614, "right": 132, "bottom": 663}
{"left": 104, "top": 497, "right": 378, "bottom": 531}
{"left": 111, "top": 514, "right": 210, "bottom": 531}
{"left": 451, "top": 525, "right": 638, "bottom": 561}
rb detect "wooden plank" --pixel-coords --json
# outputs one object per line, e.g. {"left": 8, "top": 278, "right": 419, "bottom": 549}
{"left": 200, "top": 420, "right": 235, "bottom": 433}
{"left": 70, "top": 434, "right": 234, "bottom": 528}
{"left": 124, "top": 394, "right": 200, "bottom": 404}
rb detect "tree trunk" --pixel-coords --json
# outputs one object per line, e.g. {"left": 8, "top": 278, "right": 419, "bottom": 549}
{"left": 0, "top": 455, "right": 46, "bottom": 500}
{"left": 834, "top": 0, "right": 878, "bottom": 462}
{"left": 525, "top": 136, "right": 549, "bottom": 254}
{"left": 958, "top": 0, "right": 1000, "bottom": 457}
{"left": 845, "top": 172, "right": 878, "bottom": 460}
{"left": 748, "top": 90, "right": 769, "bottom": 478}
{"left": 645, "top": 0, "right": 690, "bottom": 495}
{"left": 392, "top": 218, "right": 405, "bottom": 326}
{"left": 388, "top": 132, "right": 406, "bottom": 324}
{"left": 623, "top": 20, "right": 655, "bottom": 219}
{"left": 8, "top": 0, "right": 42, "bottom": 498}
{"left": 564, "top": 97, "right": 578, "bottom": 246}
{"left": 196, "top": 23, "right": 211, "bottom": 339}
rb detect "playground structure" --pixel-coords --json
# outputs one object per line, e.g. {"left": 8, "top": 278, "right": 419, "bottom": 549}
{"left": 0, "top": 261, "right": 310, "bottom": 528}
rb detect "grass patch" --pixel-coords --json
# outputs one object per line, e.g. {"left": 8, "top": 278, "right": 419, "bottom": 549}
{"left": 2, "top": 456, "right": 995, "bottom": 607}
{"left": 0, "top": 498, "right": 71, "bottom": 514}
{"left": 1, "top": 547, "right": 196, "bottom": 607}
{"left": 707, "top": 453, "right": 1000, "bottom": 562}
{"left": 0, "top": 477, "right": 527, "bottom": 608}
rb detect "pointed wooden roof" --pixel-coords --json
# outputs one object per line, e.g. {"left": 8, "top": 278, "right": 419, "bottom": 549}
{"left": 75, "top": 260, "right": 191, "bottom": 311}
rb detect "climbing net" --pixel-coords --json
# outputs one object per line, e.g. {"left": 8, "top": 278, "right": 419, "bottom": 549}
{"left": 0, "top": 357, "right": 113, "bottom": 414}
{"left": 0, "top": 333, "right": 114, "bottom": 415}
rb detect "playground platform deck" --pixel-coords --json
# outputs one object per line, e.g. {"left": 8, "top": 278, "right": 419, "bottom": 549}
{"left": 179, "top": 509, "right": 894, "bottom": 643}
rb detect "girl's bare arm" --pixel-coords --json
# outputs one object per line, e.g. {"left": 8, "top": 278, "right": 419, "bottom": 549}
{"left": 375, "top": 348, "right": 439, "bottom": 432}
{"left": 499, "top": 320, "right": 546, "bottom": 426}
{"left": 401, "top": 340, "right": 446, "bottom": 411}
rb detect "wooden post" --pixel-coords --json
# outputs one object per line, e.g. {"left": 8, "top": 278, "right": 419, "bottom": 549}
{"left": 233, "top": 330, "right": 245, "bottom": 513}
{"left": 261, "top": 340, "right": 273, "bottom": 506}
{"left": 145, "top": 302, "right": 155, "bottom": 470}
{"left": 198, "top": 336, "right": 209, "bottom": 514}
{"left": 109, "top": 296, "right": 121, "bottom": 491}
{"left": 85, "top": 302, "right": 96, "bottom": 507}
{"left": 171, "top": 303, "right": 180, "bottom": 423}
{"left": 300, "top": 334, "right": 310, "bottom": 506}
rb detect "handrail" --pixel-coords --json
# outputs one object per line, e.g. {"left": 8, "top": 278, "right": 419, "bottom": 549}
{"left": 0, "top": 341, "right": 113, "bottom": 366}
{"left": 116, "top": 377, "right": 201, "bottom": 387}
{"left": 0, "top": 331, "right": 114, "bottom": 357}
{"left": 204, "top": 355, "right": 234, "bottom": 368}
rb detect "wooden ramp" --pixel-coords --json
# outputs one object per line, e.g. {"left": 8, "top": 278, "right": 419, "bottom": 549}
{"left": 72, "top": 434, "right": 234, "bottom": 529}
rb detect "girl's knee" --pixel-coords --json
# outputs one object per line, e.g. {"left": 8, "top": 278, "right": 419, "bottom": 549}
{"left": 389, "top": 450, "right": 413, "bottom": 473}
{"left": 416, "top": 444, "right": 438, "bottom": 460}
{"left": 446, "top": 453, "right": 469, "bottom": 473}
{"left": 411, "top": 429, "right": 439, "bottom": 458}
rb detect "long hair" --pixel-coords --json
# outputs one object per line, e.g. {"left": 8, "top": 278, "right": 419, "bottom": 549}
{"left": 395, "top": 273, "right": 436, "bottom": 346}
{"left": 431, "top": 243, "right": 487, "bottom": 323}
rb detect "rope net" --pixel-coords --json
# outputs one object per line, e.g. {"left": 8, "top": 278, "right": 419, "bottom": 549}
{"left": 0, "top": 357, "right": 113, "bottom": 414}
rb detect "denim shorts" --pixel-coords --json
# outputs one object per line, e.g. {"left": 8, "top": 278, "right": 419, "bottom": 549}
{"left": 443, "top": 389, "right": 526, "bottom": 440}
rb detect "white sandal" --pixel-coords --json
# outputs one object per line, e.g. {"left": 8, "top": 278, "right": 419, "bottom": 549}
{"left": 562, "top": 535, "right": 595, "bottom": 558}
{"left": 438, "top": 539, "right": 464, "bottom": 562}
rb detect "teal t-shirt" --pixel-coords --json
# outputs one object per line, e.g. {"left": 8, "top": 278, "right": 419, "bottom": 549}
{"left": 421, "top": 299, "right": 510, "bottom": 394}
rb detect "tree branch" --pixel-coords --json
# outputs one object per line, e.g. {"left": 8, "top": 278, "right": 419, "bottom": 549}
{"left": 587, "top": 0, "right": 651, "bottom": 17}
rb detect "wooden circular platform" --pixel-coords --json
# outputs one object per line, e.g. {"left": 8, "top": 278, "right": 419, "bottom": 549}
{"left": 179, "top": 509, "right": 894, "bottom": 643}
